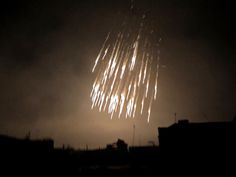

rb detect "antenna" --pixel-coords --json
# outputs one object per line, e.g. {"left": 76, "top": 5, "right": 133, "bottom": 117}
{"left": 25, "top": 131, "right": 31, "bottom": 140}
{"left": 132, "top": 124, "right": 135, "bottom": 146}
{"left": 174, "top": 112, "right": 177, "bottom": 123}
{"left": 202, "top": 112, "right": 208, "bottom": 121}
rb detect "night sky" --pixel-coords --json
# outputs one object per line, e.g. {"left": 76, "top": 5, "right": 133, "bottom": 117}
{"left": 0, "top": 0, "right": 235, "bottom": 148}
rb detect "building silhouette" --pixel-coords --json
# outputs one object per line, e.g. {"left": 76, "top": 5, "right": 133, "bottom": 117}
{"left": 158, "top": 119, "right": 236, "bottom": 172}
{"left": 0, "top": 134, "right": 54, "bottom": 175}
{"left": 0, "top": 118, "right": 235, "bottom": 175}
{"left": 106, "top": 139, "right": 128, "bottom": 152}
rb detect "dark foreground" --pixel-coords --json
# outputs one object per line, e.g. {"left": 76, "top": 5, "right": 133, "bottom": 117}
{"left": 1, "top": 119, "right": 235, "bottom": 176}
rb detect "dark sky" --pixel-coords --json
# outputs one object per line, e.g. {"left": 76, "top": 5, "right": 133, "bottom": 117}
{"left": 0, "top": 0, "right": 235, "bottom": 148}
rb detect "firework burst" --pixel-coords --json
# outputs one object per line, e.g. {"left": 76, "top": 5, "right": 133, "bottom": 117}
{"left": 90, "top": 9, "right": 161, "bottom": 122}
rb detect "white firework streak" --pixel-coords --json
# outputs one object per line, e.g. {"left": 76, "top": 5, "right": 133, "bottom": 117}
{"left": 92, "top": 33, "right": 110, "bottom": 72}
{"left": 90, "top": 14, "right": 161, "bottom": 122}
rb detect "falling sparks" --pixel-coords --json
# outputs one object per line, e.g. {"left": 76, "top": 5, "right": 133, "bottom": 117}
{"left": 90, "top": 11, "right": 161, "bottom": 123}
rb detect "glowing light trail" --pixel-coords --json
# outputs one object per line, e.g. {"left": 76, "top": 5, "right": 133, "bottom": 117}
{"left": 90, "top": 10, "right": 161, "bottom": 122}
